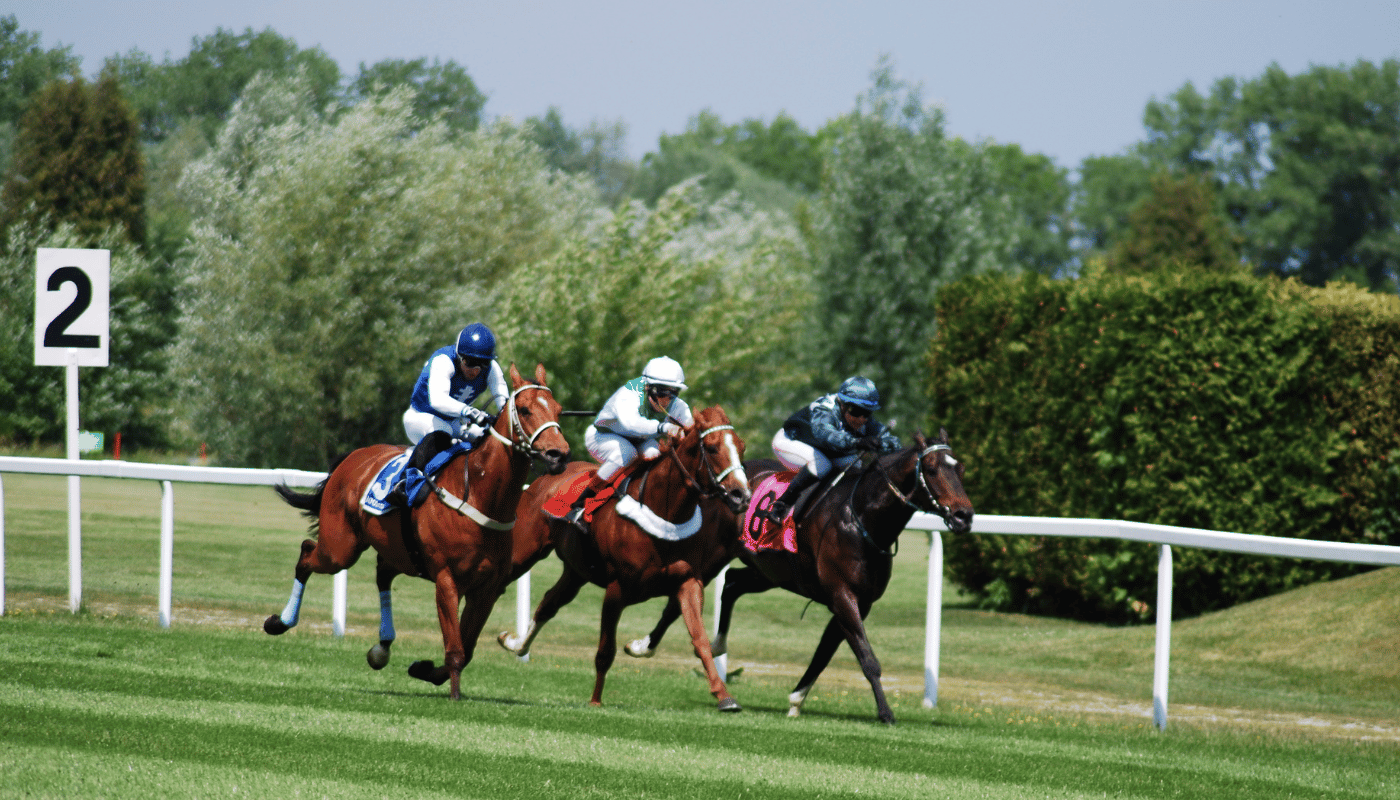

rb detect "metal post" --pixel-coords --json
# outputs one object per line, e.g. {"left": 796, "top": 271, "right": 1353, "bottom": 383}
{"left": 66, "top": 349, "right": 81, "bottom": 614}
{"left": 332, "top": 571, "right": 347, "bottom": 637}
{"left": 1153, "top": 544, "right": 1173, "bottom": 731}
{"left": 923, "top": 530, "right": 944, "bottom": 709}
{"left": 0, "top": 474, "right": 6, "bottom": 617}
{"left": 515, "top": 570, "right": 531, "bottom": 662}
{"left": 713, "top": 564, "right": 728, "bottom": 681}
{"left": 159, "top": 481, "right": 173, "bottom": 628}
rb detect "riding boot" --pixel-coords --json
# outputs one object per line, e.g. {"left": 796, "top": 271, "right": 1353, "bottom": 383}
{"left": 762, "top": 468, "right": 819, "bottom": 524}
{"left": 564, "top": 474, "right": 610, "bottom": 531}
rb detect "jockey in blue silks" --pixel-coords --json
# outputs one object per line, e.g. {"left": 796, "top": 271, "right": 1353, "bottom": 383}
{"left": 760, "top": 376, "right": 902, "bottom": 524}
{"left": 402, "top": 323, "right": 510, "bottom": 445}
{"left": 563, "top": 356, "right": 694, "bottom": 527}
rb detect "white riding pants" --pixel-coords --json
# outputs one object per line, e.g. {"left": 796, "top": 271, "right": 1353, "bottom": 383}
{"left": 771, "top": 428, "right": 857, "bottom": 478}
{"left": 585, "top": 425, "right": 663, "bottom": 481}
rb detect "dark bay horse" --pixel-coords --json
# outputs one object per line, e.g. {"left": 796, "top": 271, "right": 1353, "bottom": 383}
{"left": 265, "top": 363, "right": 570, "bottom": 700}
{"left": 627, "top": 428, "right": 972, "bottom": 724}
{"left": 496, "top": 405, "right": 751, "bottom": 711}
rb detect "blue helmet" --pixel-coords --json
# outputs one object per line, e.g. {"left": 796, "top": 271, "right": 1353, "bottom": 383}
{"left": 836, "top": 376, "right": 881, "bottom": 410}
{"left": 455, "top": 323, "right": 497, "bottom": 361}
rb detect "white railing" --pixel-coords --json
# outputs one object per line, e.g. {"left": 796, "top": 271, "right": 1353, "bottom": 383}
{"left": 902, "top": 513, "right": 1400, "bottom": 730}
{"left": 6, "top": 455, "right": 1400, "bottom": 730}
{"left": 0, "top": 456, "right": 536, "bottom": 638}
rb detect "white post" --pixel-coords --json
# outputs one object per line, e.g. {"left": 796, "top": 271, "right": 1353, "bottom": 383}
{"left": 923, "top": 530, "right": 944, "bottom": 709}
{"left": 66, "top": 349, "right": 81, "bottom": 614}
{"left": 515, "top": 570, "right": 531, "bottom": 662}
{"left": 159, "top": 481, "right": 173, "bottom": 628}
{"left": 0, "top": 474, "right": 6, "bottom": 617}
{"left": 1153, "top": 544, "right": 1173, "bottom": 731}
{"left": 332, "top": 570, "right": 347, "bottom": 637}
{"left": 713, "top": 564, "right": 728, "bottom": 681}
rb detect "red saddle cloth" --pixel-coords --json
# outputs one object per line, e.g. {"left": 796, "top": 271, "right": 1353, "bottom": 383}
{"left": 541, "top": 470, "right": 619, "bottom": 523}
{"left": 739, "top": 471, "right": 798, "bottom": 554}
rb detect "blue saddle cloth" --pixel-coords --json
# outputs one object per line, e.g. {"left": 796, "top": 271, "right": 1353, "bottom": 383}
{"left": 361, "top": 440, "right": 474, "bottom": 516}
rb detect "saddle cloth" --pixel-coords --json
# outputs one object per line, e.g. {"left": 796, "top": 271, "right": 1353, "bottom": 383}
{"left": 361, "top": 439, "right": 473, "bottom": 516}
{"left": 739, "top": 471, "right": 799, "bottom": 554}
{"left": 540, "top": 470, "right": 618, "bottom": 522}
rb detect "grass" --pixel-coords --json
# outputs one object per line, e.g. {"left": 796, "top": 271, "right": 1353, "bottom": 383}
{"left": 2, "top": 470, "right": 1399, "bottom": 797}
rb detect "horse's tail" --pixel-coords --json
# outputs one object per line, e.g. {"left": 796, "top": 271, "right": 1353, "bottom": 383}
{"left": 273, "top": 452, "right": 351, "bottom": 523}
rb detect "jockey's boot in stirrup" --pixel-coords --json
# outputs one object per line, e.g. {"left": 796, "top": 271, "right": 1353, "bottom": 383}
{"left": 564, "top": 485, "right": 601, "bottom": 532}
{"left": 761, "top": 468, "right": 818, "bottom": 524}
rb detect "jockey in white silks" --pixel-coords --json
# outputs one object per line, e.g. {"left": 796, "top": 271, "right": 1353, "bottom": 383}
{"left": 402, "top": 322, "right": 510, "bottom": 445}
{"left": 564, "top": 356, "right": 694, "bottom": 527}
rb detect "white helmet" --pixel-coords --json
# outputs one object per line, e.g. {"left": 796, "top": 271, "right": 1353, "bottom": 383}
{"left": 641, "top": 356, "right": 687, "bottom": 391}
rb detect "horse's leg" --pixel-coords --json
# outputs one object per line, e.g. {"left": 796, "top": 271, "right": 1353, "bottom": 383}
{"left": 589, "top": 581, "right": 627, "bottom": 707}
{"left": 366, "top": 555, "right": 398, "bottom": 670}
{"left": 674, "top": 577, "right": 740, "bottom": 713}
{"left": 454, "top": 583, "right": 497, "bottom": 676}
{"left": 408, "top": 570, "right": 466, "bottom": 699}
{"left": 711, "top": 566, "right": 773, "bottom": 658}
{"left": 828, "top": 590, "right": 894, "bottom": 724}
{"left": 264, "top": 523, "right": 365, "bottom": 635}
{"left": 498, "top": 564, "right": 588, "bottom": 657}
{"left": 786, "top": 614, "right": 847, "bottom": 718}
{"left": 625, "top": 596, "right": 680, "bottom": 658}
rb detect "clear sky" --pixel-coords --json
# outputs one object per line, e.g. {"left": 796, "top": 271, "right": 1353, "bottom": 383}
{"left": 13, "top": 1, "right": 1400, "bottom": 169}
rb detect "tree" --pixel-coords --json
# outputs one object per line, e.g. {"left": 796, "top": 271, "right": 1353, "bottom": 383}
{"left": 1108, "top": 172, "right": 1239, "bottom": 274}
{"left": 523, "top": 107, "right": 636, "bottom": 206}
{"left": 812, "top": 60, "right": 1022, "bottom": 430}
{"left": 107, "top": 26, "right": 341, "bottom": 143}
{"left": 171, "top": 74, "right": 597, "bottom": 468}
{"left": 1, "top": 67, "right": 146, "bottom": 248}
{"left": 981, "top": 141, "right": 1073, "bottom": 276}
{"left": 348, "top": 57, "right": 485, "bottom": 134}
{"left": 0, "top": 15, "right": 81, "bottom": 173}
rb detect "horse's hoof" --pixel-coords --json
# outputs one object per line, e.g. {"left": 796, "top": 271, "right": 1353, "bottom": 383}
{"left": 787, "top": 706, "right": 801, "bottom": 718}
{"left": 367, "top": 641, "right": 392, "bottom": 670}
{"left": 624, "top": 638, "right": 655, "bottom": 658}
{"left": 408, "top": 660, "right": 448, "bottom": 686}
{"left": 263, "top": 615, "right": 291, "bottom": 635}
{"left": 497, "top": 630, "right": 522, "bottom": 654}
{"left": 717, "top": 697, "right": 742, "bottom": 713}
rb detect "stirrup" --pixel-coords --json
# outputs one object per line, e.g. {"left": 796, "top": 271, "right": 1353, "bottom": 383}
{"left": 761, "top": 502, "right": 789, "bottom": 525}
{"left": 564, "top": 505, "right": 589, "bottom": 531}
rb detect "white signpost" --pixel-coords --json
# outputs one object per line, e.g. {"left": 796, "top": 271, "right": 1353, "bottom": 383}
{"left": 34, "top": 248, "right": 109, "bottom": 613}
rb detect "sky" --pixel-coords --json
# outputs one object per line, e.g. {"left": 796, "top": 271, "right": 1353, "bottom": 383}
{"left": 13, "top": 1, "right": 1400, "bottom": 169}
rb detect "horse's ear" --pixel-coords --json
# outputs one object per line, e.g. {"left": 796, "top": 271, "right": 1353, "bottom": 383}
{"left": 938, "top": 426, "right": 950, "bottom": 443}
{"left": 509, "top": 362, "right": 524, "bottom": 387}
{"left": 913, "top": 431, "right": 928, "bottom": 448}
{"left": 534, "top": 363, "right": 548, "bottom": 386}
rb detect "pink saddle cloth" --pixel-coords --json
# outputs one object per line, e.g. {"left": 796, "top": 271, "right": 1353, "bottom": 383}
{"left": 739, "top": 471, "right": 799, "bottom": 554}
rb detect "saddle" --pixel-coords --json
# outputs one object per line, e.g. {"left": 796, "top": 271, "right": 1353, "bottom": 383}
{"left": 369, "top": 431, "right": 472, "bottom": 514}
{"left": 741, "top": 470, "right": 832, "bottom": 554}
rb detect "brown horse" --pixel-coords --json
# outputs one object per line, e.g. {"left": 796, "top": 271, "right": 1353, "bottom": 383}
{"left": 626, "top": 428, "right": 973, "bottom": 724}
{"left": 496, "top": 405, "right": 751, "bottom": 711}
{"left": 265, "top": 363, "right": 570, "bottom": 700}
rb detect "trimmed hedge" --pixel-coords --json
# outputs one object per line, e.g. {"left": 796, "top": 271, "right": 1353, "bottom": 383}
{"left": 928, "top": 269, "right": 1400, "bottom": 621}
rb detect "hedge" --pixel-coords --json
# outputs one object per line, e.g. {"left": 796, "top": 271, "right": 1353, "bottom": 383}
{"left": 928, "top": 269, "right": 1400, "bottom": 621}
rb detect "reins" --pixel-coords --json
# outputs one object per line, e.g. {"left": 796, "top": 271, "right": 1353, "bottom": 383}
{"left": 846, "top": 443, "right": 957, "bottom": 557}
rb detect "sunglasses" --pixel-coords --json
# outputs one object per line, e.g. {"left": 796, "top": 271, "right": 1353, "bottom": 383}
{"left": 460, "top": 358, "right": 488, "bottom": 370}
{"left": 843, "top": 405, "right": 872, "bottom": 419}
{"left": 648, "top": 387, "right": 678, "bottom": 399}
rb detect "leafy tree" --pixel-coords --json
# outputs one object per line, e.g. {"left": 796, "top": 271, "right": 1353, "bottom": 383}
{"left": 107, "top": 26, "right": 341, "bottom": 143}
{"left": 492, "top": 181, "right": 816, "bottom": 451}
{"left": 1, "top": 67, "right": 146, "bottom": 248}
{"left": 1108, "top": 171, "right": 1239, "bottom": 274}
{"left": 0, "top": 15, "right": 81, "bottom": 174}
{"left": 171, "top": 74, "right": 596, "bottom": 468}
{"left": 523, "top": 107, "right": 636, "bottom": 207}
{"left": 1071, "top": 153, "right": 1156, "bottom": 253}
{"left": 980, "top": 141, "right": 1073, "bottom": 276}
{"left": 348, "top": 57, "right": 484, "bottom": 134}
{"left": 812, "top": 60, "right": 1022, "bottom": 430}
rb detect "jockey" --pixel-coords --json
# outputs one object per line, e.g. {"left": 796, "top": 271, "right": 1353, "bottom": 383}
{"left": 564, "top": 356, "right": 695, "bottom": 526}
{"left": 760, "top": 376, "right": 901, "bottom": 524}
{"left": 402, "top": 323, "right": 510, "bottom": 445}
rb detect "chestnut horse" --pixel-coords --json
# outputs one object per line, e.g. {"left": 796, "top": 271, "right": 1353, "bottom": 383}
{"left": 626, "top": 429, "right": 973, "bottom": 724}
{"left": 496, "top": 405, "right": 751, "bottom": 711}
{"left": 265, "top": 363, "right": 570, "bottom": 700}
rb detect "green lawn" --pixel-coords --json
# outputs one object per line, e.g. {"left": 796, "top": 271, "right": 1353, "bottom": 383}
{"left": 2, "top": 470, "right": 1398, "bottom": 797}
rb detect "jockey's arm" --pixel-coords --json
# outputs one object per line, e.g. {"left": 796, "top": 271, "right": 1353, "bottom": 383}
{"left": 425, "top": 352, "right": 470, "bottom": 418}
{"left": 596, "top": 383, "right": 665, "bottom": 439}
{"left": 485, "top": 360, "right": 509, "bottom": 413}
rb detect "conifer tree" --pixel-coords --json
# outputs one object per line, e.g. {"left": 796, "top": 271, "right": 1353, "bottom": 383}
{"left": 0, "top": 67, "right": 146, "bottom": 248}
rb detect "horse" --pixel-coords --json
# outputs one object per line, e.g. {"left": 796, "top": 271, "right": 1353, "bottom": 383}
{"left": 264, "top": 363, "right": 570, "bottom": 700}
{"left": 496, "top": 405, "right": 752, "bottom": 712}
{"left": 624, "top": 428, "right": 973, "bottom": 724}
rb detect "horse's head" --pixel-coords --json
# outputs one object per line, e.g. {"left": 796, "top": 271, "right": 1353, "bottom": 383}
{"left": 911, "top": 428, "right": 973, "bottom": 534}
{"left": 497, "top": 363, "right": 570, "bottom": 474}
{"left": 678, "top": 406, "right": 751, "bottom": 514}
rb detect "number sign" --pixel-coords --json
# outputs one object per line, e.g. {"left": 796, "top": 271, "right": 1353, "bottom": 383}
{"left": 35, "top": 248, "right": 109, "bottom": 367}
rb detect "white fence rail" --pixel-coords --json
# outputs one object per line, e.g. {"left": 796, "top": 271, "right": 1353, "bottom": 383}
{"left": 4, "top": 456, "right": 1400, "bottom": 730}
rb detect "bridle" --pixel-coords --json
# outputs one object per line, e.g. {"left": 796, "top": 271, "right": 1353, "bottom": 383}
{"left": 487, "top": 382, "right": 562, "bottom": 462}
{"left": 846, "top": 443, "right": 958, "bottom": 557}
{"left": 662, "top": 422, "right": 744, "bottom": 500}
